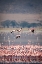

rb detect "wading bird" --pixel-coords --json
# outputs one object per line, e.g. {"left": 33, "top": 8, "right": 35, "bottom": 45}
{"left": 31, "top": 29, "right": 34, "bottom": 33}
{"left": 11, "top": 30, "right": 16, "bottom": 33}
{"left": 29, "top": 28, "right": 35, "bottom": 33}
{"left": 11, "top": 28, "right": 22, "bottom": 33}
{"left": 16, "top": 28, "right": 22, "bottom": 32}
{"left": 16, "top": 35, "right": 20, "bottom": 39}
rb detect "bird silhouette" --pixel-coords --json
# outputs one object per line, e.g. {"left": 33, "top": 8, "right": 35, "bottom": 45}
{"left": 11, "top": 28, "right": 22, "bottom": 33}
{"left": 16, "top": 35, "right": 20, "bottom": 39}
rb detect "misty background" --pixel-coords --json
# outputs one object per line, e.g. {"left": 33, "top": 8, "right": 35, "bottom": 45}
{"left": 0, "top": 0, "right": 42, "bottom": 28}
{"left": 0, "top": 0, "right": 42, "bottom": 45}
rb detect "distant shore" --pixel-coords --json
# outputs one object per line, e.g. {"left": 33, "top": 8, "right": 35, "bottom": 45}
{"left": 0, "top": 27, "right": 42, "bottom": 32}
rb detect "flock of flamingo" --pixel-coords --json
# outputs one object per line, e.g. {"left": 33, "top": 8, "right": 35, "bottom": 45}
{"left": 11, "top": 28, "right": 35, "bottom": 39}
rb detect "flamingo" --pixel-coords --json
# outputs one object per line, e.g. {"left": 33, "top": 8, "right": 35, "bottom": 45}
{"left": 11, "top": 30, "right": 16, "bottom": 33}
{"left": 16, "top": 28, "right": 22, "bottom": 32}
{"left": 31, "top": 29, "right": 34, "bottom": 33}
{"left": 29, "top": 28, "right": 35, "bottom": 33}
{"left": 16, "top": 35, "right": 20, "bottom": 39}
{"left": 11, "top": 28, "right": 22, "bottom": 33}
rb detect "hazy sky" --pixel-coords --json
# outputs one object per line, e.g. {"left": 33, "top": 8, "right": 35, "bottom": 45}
{"left": 0, "top": 0, "right": 42, "bottom": 23}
